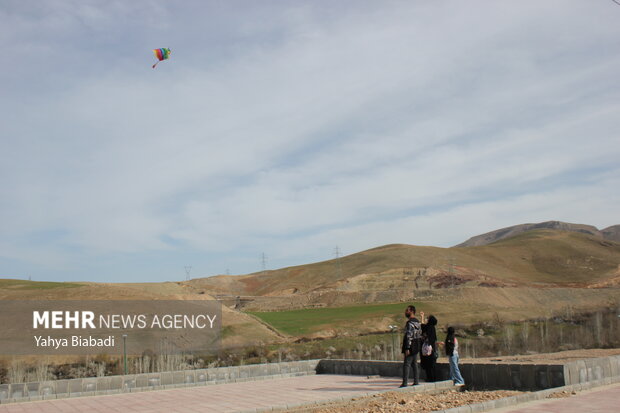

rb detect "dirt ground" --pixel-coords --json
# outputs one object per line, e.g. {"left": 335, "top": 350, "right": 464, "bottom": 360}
{"left": 458, "top": 348, "right": 620, "bottom": 364}
{"left": 306, "top": 389, "right": 522, "bottom": 413}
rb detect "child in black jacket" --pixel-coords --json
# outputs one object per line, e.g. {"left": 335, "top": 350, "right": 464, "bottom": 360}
{"left": 445, "top": 326, "right": 465, "bottom": 385}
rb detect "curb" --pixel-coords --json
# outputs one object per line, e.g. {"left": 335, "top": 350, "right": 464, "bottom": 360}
{"left": 440, "top": 375, "right": 620, "bottom": 413}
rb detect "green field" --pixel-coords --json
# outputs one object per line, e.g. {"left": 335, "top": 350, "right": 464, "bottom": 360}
{"left": 248, "top": 302, "right": 423, "bottom": 335}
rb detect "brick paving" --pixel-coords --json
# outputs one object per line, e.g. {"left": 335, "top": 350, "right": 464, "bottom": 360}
{"left": 0, "top": 374, "right": 406, "bottom": 413}
{"left": 488, "top": 383, "right": 620, "bottom": 413}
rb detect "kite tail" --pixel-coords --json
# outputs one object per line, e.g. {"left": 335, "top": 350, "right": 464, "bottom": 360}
{"left": 152, "top": 61, "right": 159, "bottom": 69}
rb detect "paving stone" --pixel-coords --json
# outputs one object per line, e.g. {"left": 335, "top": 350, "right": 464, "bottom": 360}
{"left": 486, "top": 383, "right": 620, "bottom": 413}
{"left": 0, "top": 375, "right": 410, "bottom": 413}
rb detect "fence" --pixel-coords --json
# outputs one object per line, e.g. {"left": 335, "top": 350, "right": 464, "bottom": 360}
{"left": 0, "top": 360, "right": 319, "bottom": 404}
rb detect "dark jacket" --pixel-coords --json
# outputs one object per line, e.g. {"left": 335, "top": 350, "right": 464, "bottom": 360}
{"left": 421, "top": 316, "right": 438, "bottom": 360}
{"left": 445, "top": 336, "right": 456, "bottom": 357}
{"left": 401, "top": 317, "right": 422, "bottom": 354}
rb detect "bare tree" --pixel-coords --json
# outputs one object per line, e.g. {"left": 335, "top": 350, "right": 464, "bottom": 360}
{"left": 34, "top": 358, "right": 51, "bottom": 382}
{"left": 8, "top": 359, "right": 25, "bottom": 384}
{"left": 594, "top": 311, "right": 603, "bottom": 347}
{"left": 520, "top": 322, "right": 530, "bottom": 350}
{"left": 503, "top": 326, "right": 514, "bottom": 352}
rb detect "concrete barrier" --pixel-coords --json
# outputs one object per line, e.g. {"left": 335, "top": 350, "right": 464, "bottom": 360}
{"left": 563, "top": 354, "right": 620, "bottom": 385}
{"left": 317, "top": 355, "right": 620, "bottom": 391}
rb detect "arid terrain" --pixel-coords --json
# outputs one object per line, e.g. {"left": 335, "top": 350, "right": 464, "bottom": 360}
{"left": 1, "top": 222, "right": 619, "bottom": 351}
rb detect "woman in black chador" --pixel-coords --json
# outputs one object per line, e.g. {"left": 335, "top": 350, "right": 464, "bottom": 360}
{"left": 420, "top": 314, "right": 438, "bottom": 382}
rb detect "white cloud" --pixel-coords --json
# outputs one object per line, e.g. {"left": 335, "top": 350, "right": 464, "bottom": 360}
{"left": 0, "top": 1, "right": 619, "bottom": 280}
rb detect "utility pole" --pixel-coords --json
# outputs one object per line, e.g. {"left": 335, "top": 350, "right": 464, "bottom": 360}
{"left": 184, "top": 266, "right": 192, "bottom": 281}
{"left": 261, "top": 253, "right": 267, "bottom": 273}
{"left": 450, "top": 257, "right": 455, "bottom": 288}
{"left": 334, "top": 246, "right": 343, "bottom": 279}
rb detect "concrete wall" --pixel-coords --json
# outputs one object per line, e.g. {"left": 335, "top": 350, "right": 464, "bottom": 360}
{"left": 453, "top": 362, "right": 566, "bottom": 390}
{"left": 562, "top": 354, "right": 620, "bottom": 385}
{"left": 317, "top": 355, "right": 620, "bottom": 391}
{"left": 0, "top": 360, "right": 319, "bottom": 404}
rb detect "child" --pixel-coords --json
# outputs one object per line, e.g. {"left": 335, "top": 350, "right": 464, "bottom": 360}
{"left": 445, "top": 326, "right": 465, "bottom": 385}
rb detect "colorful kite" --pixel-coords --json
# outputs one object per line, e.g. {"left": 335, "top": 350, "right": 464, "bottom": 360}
{"left": 152, "top": 48, "right": 171, "bottom": 69}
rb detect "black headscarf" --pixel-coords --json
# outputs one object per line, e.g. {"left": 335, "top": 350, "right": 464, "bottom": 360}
{"left": 423, "top": 315, "right": 438, "bottom": 344}
{"left": 445, "top": 326, "right": 456, "bottom": 356}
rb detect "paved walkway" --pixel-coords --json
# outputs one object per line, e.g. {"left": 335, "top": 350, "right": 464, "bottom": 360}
{"left": 0, "top": 375, "right": 406, "bottom": 413}
{"left": 489, "top": 383, "right": 620, "bottom": 413}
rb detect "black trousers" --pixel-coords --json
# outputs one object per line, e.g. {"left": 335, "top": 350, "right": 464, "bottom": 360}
{"left": 421, "top": 355, "right": 437, "bottom": 382}
{"left": 402, "top": 352, "right": 419, "bottom": 385}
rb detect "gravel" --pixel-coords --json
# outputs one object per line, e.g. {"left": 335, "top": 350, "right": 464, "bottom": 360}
{"left": 307, "top": 389, "right": 522, "bottom": 413}
{"left": 547, "top": 390, "right": 577, "bottom": 399}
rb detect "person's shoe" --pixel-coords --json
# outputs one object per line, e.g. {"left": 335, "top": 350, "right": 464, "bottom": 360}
{"left": 399, "top": 383, "right": 408, "bottom": 388}
{"left": 413, "top": 382, "right": 420, "bottom": 386}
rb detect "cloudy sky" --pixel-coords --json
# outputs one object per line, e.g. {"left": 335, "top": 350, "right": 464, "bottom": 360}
{"left": 1, "top": 1, "right": 619, "bottom": 282}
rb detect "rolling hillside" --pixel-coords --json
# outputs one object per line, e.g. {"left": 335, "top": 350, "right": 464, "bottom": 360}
{"left": 191, "top": 229, "right": 620, "bottom": 298}
{"left": 0, "top": 279, "right": 282, "bottom": 349}
{"left": 1, "top": 225, "right": 619, "bottom": 342}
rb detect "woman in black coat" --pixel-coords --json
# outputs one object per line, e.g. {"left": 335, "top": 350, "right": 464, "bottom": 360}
{"left": 420, "top": 314, "right": 438, "bottom": 382}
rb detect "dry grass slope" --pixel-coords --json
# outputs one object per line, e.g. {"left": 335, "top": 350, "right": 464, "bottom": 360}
{"left": 196, "top": 229, "right": 620, "bottom": 297}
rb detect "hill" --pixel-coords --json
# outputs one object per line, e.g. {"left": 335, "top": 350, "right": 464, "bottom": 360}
{"left": 455, "top": 220, "right": 619, "bottom": 247}
{"left": 191, "top": 229, "right": 620, "bottom": 300}
{"left": 0, "top": 279, "right": 282, "bottom": 350}
{"left": 1, "top": 228, "right": 619, "bottom": 343}
{"left": 602, "top": 225, "right": 620, "bottom": 242}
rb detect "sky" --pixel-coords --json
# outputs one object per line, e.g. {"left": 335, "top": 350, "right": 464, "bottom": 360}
{"left": 1, "top": 0, "right": 619, "bottom": 283}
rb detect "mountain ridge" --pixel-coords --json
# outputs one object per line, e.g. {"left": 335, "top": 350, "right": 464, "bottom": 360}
{"left": 455, "top": 220, "right": 620, "bottom": 247}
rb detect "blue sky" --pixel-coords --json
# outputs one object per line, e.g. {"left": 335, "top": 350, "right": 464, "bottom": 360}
{"left": 1, "top": 1, "right": 619, "bottom": 282}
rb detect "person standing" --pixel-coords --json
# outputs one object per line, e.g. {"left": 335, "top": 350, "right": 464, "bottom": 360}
{"left": 445, "top": 326, "right": 465, "bottom": 385}
{"left": 400, "top": 305, "right": 422, "bottom": 387}
{"left": 420, "top": 314, "right": 438, "bottom": 382}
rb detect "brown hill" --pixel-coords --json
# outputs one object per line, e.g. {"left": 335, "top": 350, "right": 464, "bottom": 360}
{"left": 2, "top": 229, "right": 619, "bottom": 342}
{"left": 0, "top": 279, "right": 282, "bottom": 349}
{"left": 602, "top": 225, "right": 620, "bottom": 243}
{"left": 192, "top": 229, "right": 620, "bottom": 300}
{"left": 455, "top": 221, "right": 618, "bottom": 247}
